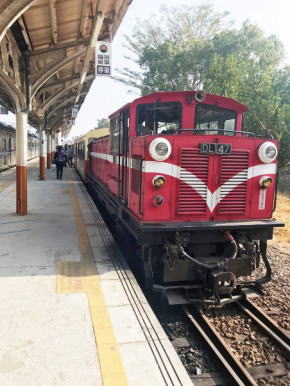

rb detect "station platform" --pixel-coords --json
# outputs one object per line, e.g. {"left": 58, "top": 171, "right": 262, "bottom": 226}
{"left": 0, "top": 159, "right": 192, "bottom": 386}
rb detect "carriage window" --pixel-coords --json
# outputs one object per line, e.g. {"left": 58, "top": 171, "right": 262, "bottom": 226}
{"left": 195, "top": 104, "right": 236, "bottom": 135}
{"left": 136, "top": 102, "right": 181, "bottom": 136}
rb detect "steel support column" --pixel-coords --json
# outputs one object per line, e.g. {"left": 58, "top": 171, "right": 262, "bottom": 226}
{"left": 46, "top": 131, "right": 51, "bottom": 169}
{"left": 39, "top": 129, "right": 46, "bottom": 180}
{"left": 16, "top": 111, "right": 28, "bottom": 215}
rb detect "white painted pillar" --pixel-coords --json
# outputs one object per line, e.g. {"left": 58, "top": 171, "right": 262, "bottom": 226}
{"left": 16, "top": 111, "right": 28, "bottom": 215}
{"left": 39, "top": 129, "right": 46, "bottom": 180}
{"left": 46, "top": 131, "right": 51, "bottom": 169}
{"left": 57, "top": 131, "right": 62, "bottom": 146}
{"left": 51, "top": 135, "right": 56, "bottom": 163}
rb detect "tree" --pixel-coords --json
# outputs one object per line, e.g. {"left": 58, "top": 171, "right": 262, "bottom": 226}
{"left": 203, "top": 23, "right": 287, "bottom": 133}
{"left": 116, "top": 5, "right": 290, "bottom": 165}
{"left": 96, "top": 118, "right": 109, "bottom": 128}
{"left": 115, "top": 4, "right": 231, "bottom": 93}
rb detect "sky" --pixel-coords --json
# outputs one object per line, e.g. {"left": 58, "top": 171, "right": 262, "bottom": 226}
{"left": 1, "top": 0, "right": 289, "bottom": 135}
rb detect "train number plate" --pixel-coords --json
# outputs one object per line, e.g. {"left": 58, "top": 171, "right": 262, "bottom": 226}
{"left": 200, "top": 143, "right": 232, "bottom": 155}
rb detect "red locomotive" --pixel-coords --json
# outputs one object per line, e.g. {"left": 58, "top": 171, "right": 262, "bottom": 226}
{"left": 87, "top": 91, "right": 284, "bottom": 305}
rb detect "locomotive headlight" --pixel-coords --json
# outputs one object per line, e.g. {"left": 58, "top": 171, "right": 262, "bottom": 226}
{"left": 258, "top": 142, "right": 278, "bottom": 163}
{"left": 259, "top": 176, "right": 273, "bottom": 189}
{"left": 153, "top": 175, "right": 166, "bottom": 188}
{"left": 149, "top": 138, "right": 172, "bottom": 161}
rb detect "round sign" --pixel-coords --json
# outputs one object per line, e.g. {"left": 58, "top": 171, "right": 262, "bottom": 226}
{"left": 100, "top": 44, "right": 108, "bottom": 53}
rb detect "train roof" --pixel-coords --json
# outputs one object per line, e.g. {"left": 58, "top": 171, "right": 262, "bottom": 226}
{"left": 109, "top": 91, "right": 248, "bottom": 118}
{"left": 0, "top": 121, "right": 16, "bottom": 133}
{"left": 0, "top": 121, "right": 38, "bottom": 138}
{"left": 74, "top": 128, "right": 109, "bottom": 144}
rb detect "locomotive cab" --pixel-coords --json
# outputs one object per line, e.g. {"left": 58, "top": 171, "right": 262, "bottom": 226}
{"left": 88, "top": 91, "right": 284, "bottom": 305}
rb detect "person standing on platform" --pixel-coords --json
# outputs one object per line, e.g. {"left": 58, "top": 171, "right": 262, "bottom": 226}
{"left": 54, "top": 146, "right": 67, "bottom": 180}
{"left": 66, "top": 145, "right": 74, "bottom": 168}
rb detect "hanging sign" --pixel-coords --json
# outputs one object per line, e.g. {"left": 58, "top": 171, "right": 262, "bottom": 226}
{"left": 95, "top": 41, "right": 112, "bottom": 77}
{"left": 0, "top": 105, "right": 8, "bottom": 114}
{"left": 71, "top": 106, "right": 78, "bottom": 118}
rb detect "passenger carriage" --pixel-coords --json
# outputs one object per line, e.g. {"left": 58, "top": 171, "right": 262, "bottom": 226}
{"left": 73, "top": 128, "right": 109, "bottom": 182}
{"left": 0, "top": 123, "right": 39, "bottom": 171}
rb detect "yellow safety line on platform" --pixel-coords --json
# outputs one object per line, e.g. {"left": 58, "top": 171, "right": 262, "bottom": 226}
{"left": 56, "top": 178, "right": 128, "bottom": 386}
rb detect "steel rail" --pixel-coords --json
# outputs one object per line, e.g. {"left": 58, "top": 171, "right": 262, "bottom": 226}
{"left": 183, "top": 305, "right": 258, "bottom": 386}
{"left": 238, "top": 298, "right": 290, "bottom": 360}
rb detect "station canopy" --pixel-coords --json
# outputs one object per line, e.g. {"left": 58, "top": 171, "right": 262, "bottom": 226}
{"left": 0, "top": 0, "right": 132, "bottom": 135}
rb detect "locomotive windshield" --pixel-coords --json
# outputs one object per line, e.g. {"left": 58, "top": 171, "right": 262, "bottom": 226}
{"left": 195, "top": 104, "right": 236, "bottom": 135}
{"left": 136, "top": 102, "right": 181, "bottom": 135}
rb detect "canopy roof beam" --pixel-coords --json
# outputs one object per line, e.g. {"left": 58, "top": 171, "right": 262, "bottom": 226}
{"left": 50, "top": 111, "right": 72, "bottom": 131}
{"left": 42, "top": 73, "right": 93, "bottom": 90}
{"left": 0, "top": 67, "right": 24, "bottom": 111}
{"left": 0, "top": 0, "right": 38, "bottom": 42}
{"left": 75, "top": 11, "right": 104, "bottom": 103}
{"left": 79, "top": 0, "right": 89, "bottom": 38}
{"left": 26, "top": 40, "right": 89, "bottom": 57}
{"left": 0, "top": 0, "right": 133, "bottom": 134}
{"left": 38, "top": 75, "right": 94, "bottom": 115}
{"left": 48, "top": 0, "right": 58, "bottom": 45}
{"left": 18, "top": 16, "right": 33, "bottom": 50}
{"left": 31, "top": 48, "right": 86, "bottom": 97}
{"left": 47, "top": 92, "right": 86, "bottom": 119}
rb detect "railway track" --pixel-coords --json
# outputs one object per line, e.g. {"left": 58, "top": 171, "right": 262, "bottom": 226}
{"left": 183, "top": 299, "right": 290, "bottom": 386}
{"left": 238, "top": 298, "right": 290, "bottom": 358}
{"left": 89, "top": 168, "right": 289, "bottom": 385}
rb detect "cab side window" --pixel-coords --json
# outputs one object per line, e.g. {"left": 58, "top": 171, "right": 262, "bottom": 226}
{"left": 119, "top": 109, "right": 130, "bottom": 155}
{"left": 110, "top": 117, "right": 119, "bottom": 153}
{"left": 110, "top": 110, "right": 130, "bottom": 154}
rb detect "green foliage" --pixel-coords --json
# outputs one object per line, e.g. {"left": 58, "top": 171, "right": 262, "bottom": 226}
{"left": 116, "top": 4, "right": 290, "bottom": 165}
{"left": 96, "top": 118, "right": 109, "bottom": 129}
{"left": 203, "top": 23, "right": 288, "bottom": 139}
{"left": 115, "top": 4, "right": 231, "bottom": 92}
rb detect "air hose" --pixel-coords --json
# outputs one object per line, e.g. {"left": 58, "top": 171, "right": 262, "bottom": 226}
{"left": 178, "top": 245, "right": 221, "bottom": 269}
{"left": 224, "top": 231, "right": 238, "bottom": 259}
{"left": 178, "top": 231, "right": 237, "bottom": 269}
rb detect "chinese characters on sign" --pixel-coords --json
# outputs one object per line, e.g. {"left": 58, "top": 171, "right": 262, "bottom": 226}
{"left": 71, "top": 106, "right": 78, "bottom": 119}
{"left": 0, "top": 105, "right": 8, "bottom": 114}
{"left": 66, "top": 119, "right": 75, "bottom": 126}
{"left": 95, "top": 41, "right": 112, "bottom": 77}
